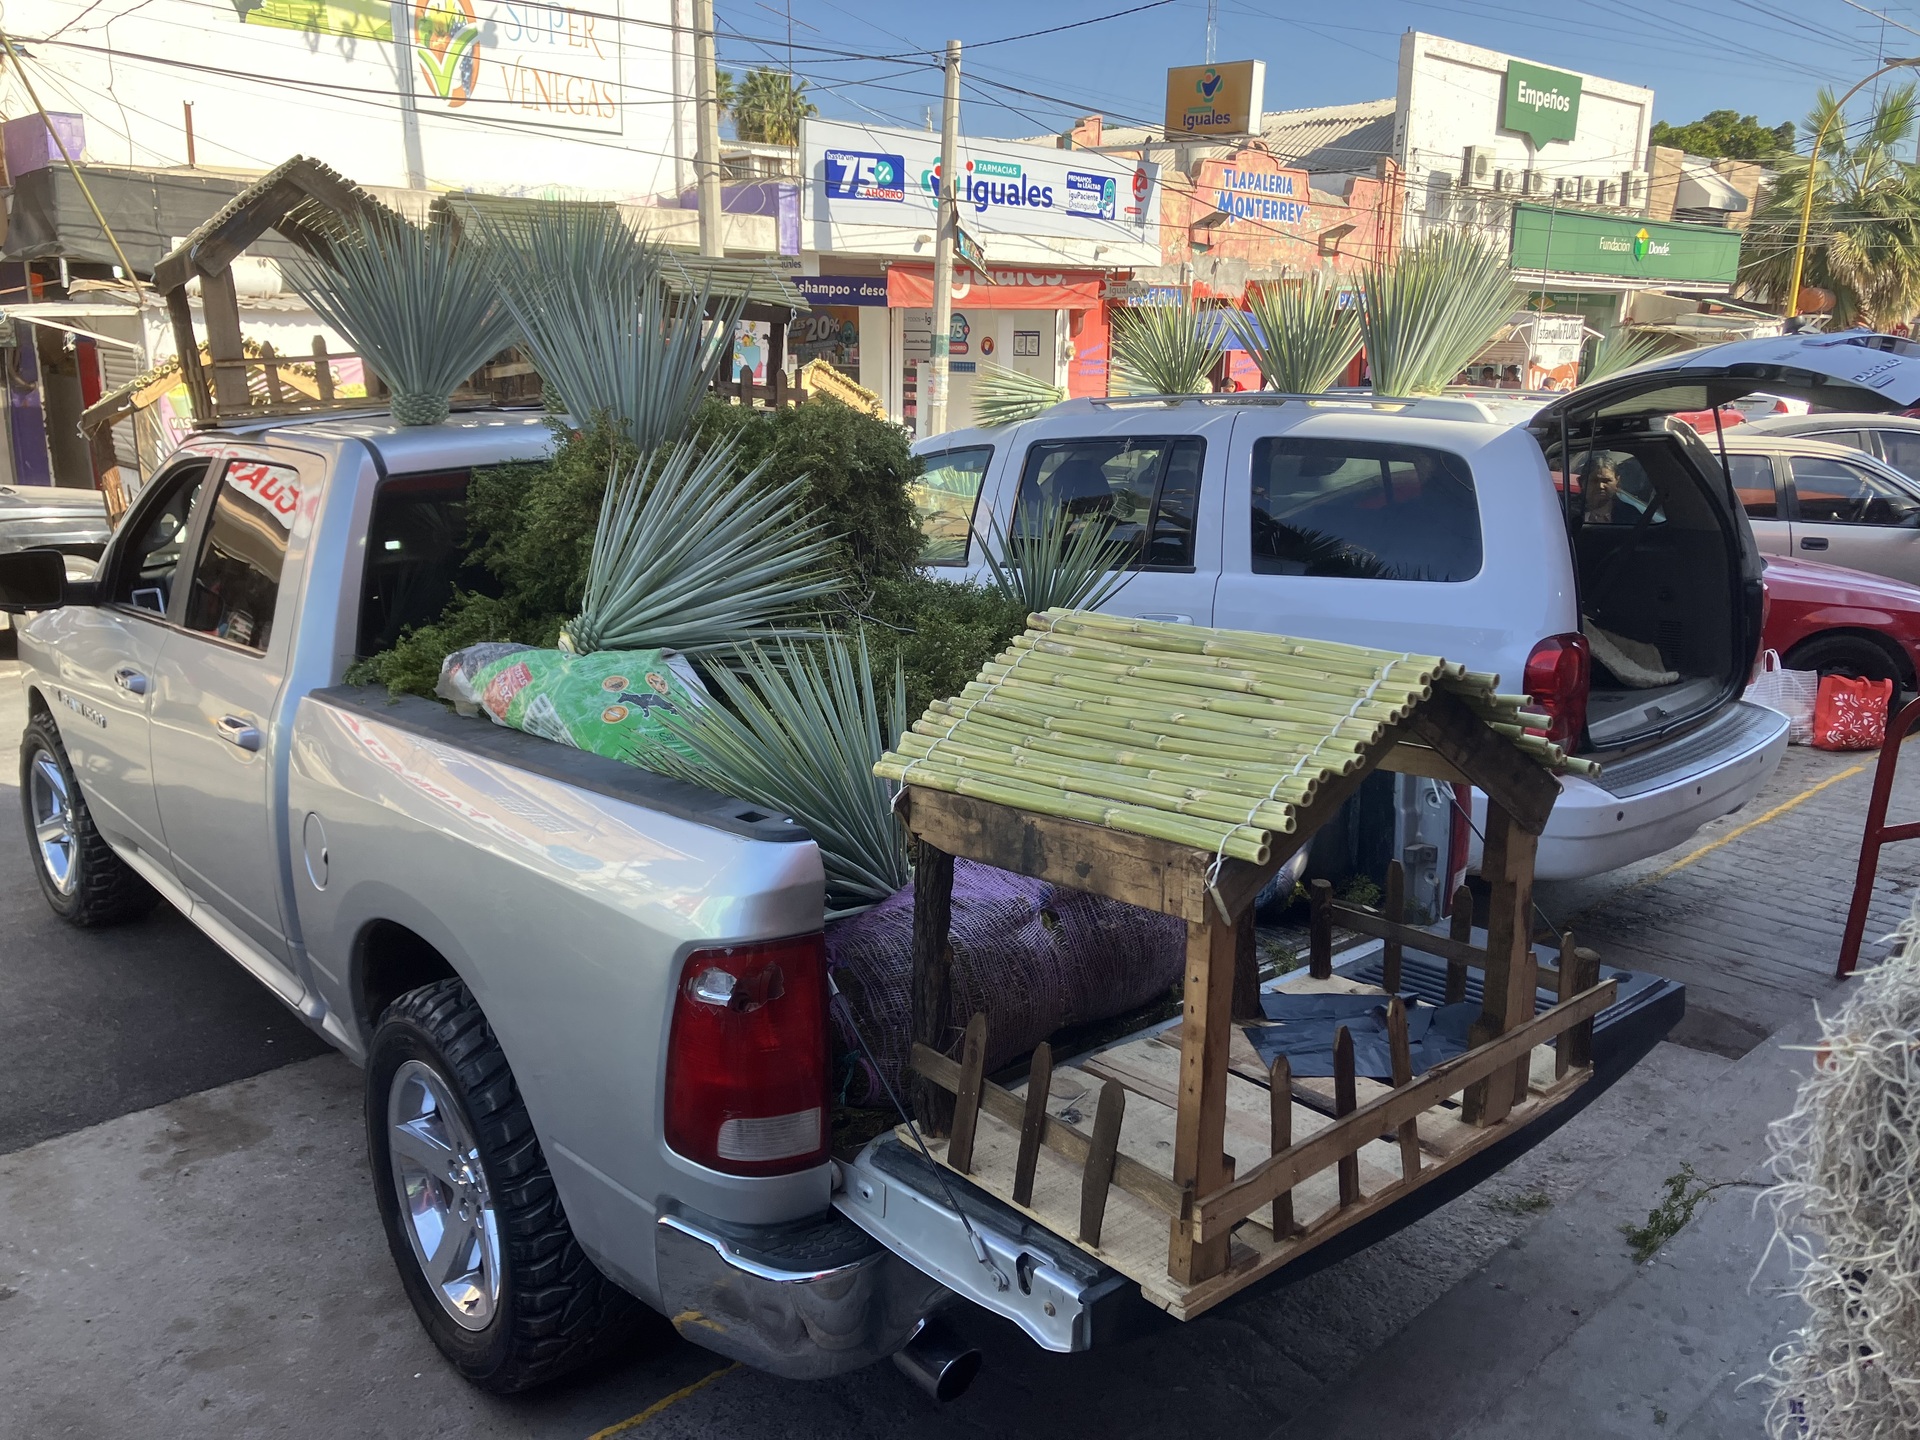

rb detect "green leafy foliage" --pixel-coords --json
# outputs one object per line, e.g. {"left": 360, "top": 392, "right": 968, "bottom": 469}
{"left": 1650, "top": 110, "right": 1794, "bottom": 160}
{"left": 1361, "top": 231, "right": 1518, "bottom": 397}
{"left": 694, "top": 397, "right": 924, "bottom": 588}
{"left": 1231, "top": 276, "right": 1363, "bottom": 393}
{"left": 286, "top": 214, "right": 518, "bottom": 426}
{"left": 1583, "top": 325, "right": 1669, "bottom": 383}
{"left": 731, "top": 67, "right": 817, "bottom": 145}
{"left": 973, "top": 361, "right": 1065, "bottom": 427}
{"left": 1109, "top": 299, "right": 1225, "bottom": 395}
{"left": 850, "top": 571, "right": 1030, "bottom": 723}
{"left": 651, "top": 635, "right": 910, "bottom": 907}
{"left": 977, "top": 501, "right": 1135, "bottom": 616}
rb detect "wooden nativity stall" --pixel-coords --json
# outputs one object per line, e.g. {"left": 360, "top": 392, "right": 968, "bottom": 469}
{"left": 872, "top": 609, "right": 1614, "bottom": 1319}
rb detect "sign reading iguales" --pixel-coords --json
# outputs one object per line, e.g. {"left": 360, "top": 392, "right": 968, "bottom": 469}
{"left": 1501, "top": 60, "right": 1582, "bottom": 147}
{"left": 1508, "top": 205, "right": 1742, "bottom": 285}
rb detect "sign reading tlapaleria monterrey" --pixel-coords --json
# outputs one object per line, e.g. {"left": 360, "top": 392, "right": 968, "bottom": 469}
{"left": 1501, "top": 60, "right": 1582, "bottom": 147}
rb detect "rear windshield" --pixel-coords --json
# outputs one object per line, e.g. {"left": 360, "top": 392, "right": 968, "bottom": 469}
{"left": 1015, "top": 436, "right": 1203, "bottom": 568}
{"left": 356, "top": 470, "right": 483, "bottom": 658}
{"left": 1250, "top": 438, "right": 1482, "bottom": 582}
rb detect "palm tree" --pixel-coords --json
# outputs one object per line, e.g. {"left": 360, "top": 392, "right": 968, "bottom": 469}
{"left": 732, "top": 68, "right": 817, "bottom": 146}
{"left": 1741, "top": 83, "right": 1920, "bottom": 329}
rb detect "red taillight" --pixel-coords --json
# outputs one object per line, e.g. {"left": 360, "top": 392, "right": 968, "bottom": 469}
{"left": 1524, "top": 633, "right": 1590, "bottom": 749}
{"left": 664, "top": 935, "right": 830, "bottom": 1176}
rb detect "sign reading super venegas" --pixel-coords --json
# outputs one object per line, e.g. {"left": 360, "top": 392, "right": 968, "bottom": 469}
{"left": 1501, "top": 59, "right": 1582, "bottom": 147}
{"left": 804, "top": 118, "right": 1158, "bottom": 249}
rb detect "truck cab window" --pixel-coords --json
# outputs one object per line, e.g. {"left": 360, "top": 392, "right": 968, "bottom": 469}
{"left": 1015, "top": 436, "right": 1204, "bottom": 569}
{"left": 117, "top": 461, "right": 211, "bottom": 616}
{"left": 911, "top": 446, "right": 993, "bottom": 566}
{"left": 357, "top": 470, "right": 481, "bottom": 657}
{"left": 1251, "top": 438, "right": 1481, "bottom": 581}
{"left": 181, "top": 458, "right": 299, "bottom": 652}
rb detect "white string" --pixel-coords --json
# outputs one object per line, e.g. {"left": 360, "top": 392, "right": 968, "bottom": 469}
{"left": 895, "top": 635, "right": 1050, "bottom": 793}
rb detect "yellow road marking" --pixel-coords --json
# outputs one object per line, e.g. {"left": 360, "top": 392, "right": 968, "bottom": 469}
{"left": 1631, "top": 763, "right": 1867, "bottom": 889}
{"left": 586, "top": 1363, "right": 740, "bottom": 1440}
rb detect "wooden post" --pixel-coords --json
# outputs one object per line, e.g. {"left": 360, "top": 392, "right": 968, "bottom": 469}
{"left": 909, "top": 835, "right": 957, "bottom": 1134}
{"left": 1013, "top": 1041, "right": 1052, "bottom": 1207}
{"left": 311, "top": 336, "right": 335, "bottom": 400}
{"left": 1268, "top": 1054, "right": 1296, "bottom": 1237}
{"left": 1308, "top": 879, "right": 1333, "bottom": 979}
{"left": 1445, "top": 883, "right": 1473, "bottom": 1005}
{"left": 1467, "top": 803, "right": 1539, "bottom": 1127}
{"left": 1566, "top": 946, "right": 1600, "bottom": 1072}
{"left": 1381, "top": 859, "right": 1405, "bottom": 994}
{"left": 1080, "top": 1080, "right": 1125, "bottom": 1247}
{"left": 1333, "top": 1025, "right": 1359, "bottom": 1206}
{"left": 1169, "top": 916, "right": 1236, "bottom": 1284}
{"left": 164, "top": 287, "right": 211, "bottom": 424}
{"left": 1555, "top": 932, "right": 1576, "bottom": 1080}
{"left": 259, "top": 341, "right": 286, "bottom": 405}
{"left": 197, "top": 266, "right": 250, "bottom": 413}
{"left": 947, "top": 1013, "right": 988, "bottom": 1174}
{"left": 1385, "top": 998, "right": 1421, "bottom": 1182}
{"left": 1231, "top": 906, "right": 1262, "bottom": 1020}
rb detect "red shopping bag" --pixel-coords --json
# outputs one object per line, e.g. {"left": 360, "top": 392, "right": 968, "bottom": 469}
{"left": 1811, "top": 674, "right": 1894, "bottom": 750}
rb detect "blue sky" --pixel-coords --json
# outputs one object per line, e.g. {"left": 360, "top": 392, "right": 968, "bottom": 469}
{"left": 716, "top": 0, "right": 1916, "bottom": 142}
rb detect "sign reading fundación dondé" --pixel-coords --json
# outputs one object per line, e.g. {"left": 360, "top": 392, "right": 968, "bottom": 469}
{"left": 1500, "top": 59, "right": 1582, "bottom": 147}
{"left": 1163, "top": 61, "right": 1266, "bottom": 138}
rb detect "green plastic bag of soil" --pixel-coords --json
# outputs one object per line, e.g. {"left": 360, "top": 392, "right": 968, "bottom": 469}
{"left": 436, "top": 642, "right": 704, "bottom": 766}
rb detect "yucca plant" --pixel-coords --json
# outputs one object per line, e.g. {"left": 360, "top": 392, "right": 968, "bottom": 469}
{"left": 1583, "top": 324, "right": 1668, "bottom": 383}
{"left": 1361, "top": 231, "right": 1518, "bottom": 396}
{"left": 652, "top": 635, "right": 911, "bottom": 906}
{"left": 1109, "top": 300, "right": 1225, "bottom": 396}
{"left": 287, "top": 215, "right": 518, "bottom": 426}
{"left": 477, "top": 203, "right": 740, "bottom": 452}
{"left": 565, "top": 435, "right": 842, "bottom": 655}
{"left": 1230, "top": 276, "right": 1363, "bottom": 393}
{"left": 977, "top": 500, "right": 1135, "bottom": 614}
{"left": 973, "top": 361, "right": 1064, "bottom": 427}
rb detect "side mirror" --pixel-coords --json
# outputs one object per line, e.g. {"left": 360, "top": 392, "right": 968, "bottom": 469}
{"left": 0, "top": 548, "right": 84, "bottom": 612}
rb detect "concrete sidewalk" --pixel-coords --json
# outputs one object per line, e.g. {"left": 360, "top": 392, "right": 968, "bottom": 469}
{"left": 1272, "top": 1013, "right": 1818, "bottom": 1440}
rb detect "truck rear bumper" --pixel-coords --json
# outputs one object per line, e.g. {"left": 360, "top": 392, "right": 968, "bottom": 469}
{"left": 653, "top": 1205, "right": 948, "bottom": 1379}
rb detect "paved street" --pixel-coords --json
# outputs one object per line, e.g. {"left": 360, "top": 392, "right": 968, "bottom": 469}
{"left": 0, "top": 643, "right": 1910, "bottom": 1439}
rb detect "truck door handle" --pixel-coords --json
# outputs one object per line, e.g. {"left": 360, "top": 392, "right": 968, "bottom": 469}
{"left": 1801, "top": 536, "right": 1830, "bottom": 551}
{"left": 112, "top": 667, "right": 150, "bottom": 695}
{"left": 216, "top": 715, "right": 263, "bottom": 752}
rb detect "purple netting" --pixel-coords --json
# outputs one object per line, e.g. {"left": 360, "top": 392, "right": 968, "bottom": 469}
{"left": 825, "top": 859, "right": 1187, "bottom": 1107}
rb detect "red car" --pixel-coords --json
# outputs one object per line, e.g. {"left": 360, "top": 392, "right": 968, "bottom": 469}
{"left": 1762, "top": 552, "right": 1920, "bottom": 690}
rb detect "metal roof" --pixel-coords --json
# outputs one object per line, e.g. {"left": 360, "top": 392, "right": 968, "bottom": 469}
{"left": 1093, "top": 98, "right": 1398, "bottom": 174}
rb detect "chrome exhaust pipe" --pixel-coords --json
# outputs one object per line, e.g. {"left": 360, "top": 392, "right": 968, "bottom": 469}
{"left": 891, "top": 1317, "right": 982, "bottom": 1402}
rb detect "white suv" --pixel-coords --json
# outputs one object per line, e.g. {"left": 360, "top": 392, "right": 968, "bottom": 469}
{"left": 910, "top": 331, "right": 1920, "bottom": 886}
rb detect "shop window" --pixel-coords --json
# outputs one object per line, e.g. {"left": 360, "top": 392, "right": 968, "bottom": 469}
{"left": 1251, "top": 438, "right": 1481, "bottom": 582}
{"left": 912, "top": 445, "right": 995, "bottom": 565}
{"left": 1013, "top": 436, "right": 1205, "bottom": 569}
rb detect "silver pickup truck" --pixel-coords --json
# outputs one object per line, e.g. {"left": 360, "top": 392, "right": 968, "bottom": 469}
{"left": 0, "top": 411, "right": 1684, "bottom": 1399}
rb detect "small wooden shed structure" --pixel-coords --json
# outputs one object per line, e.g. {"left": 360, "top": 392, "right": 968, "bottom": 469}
{"left": 873, "top": 610, "right": 1611, "bottom": 1318}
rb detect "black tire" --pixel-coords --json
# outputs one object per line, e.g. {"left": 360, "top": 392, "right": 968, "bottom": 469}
{"left": 366, "top": 979, "right": 644, "bottom": 1393}
{"left": 19, "top": 711, "right": 159, "bottom": 926}
{"left": 1784, "top": 633, "right": 1909, "bottom": 696}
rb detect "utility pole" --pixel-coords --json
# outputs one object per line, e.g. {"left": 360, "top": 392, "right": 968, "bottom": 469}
{"left": 693, "top": 0, "right": 725, "bottom": 258}
{"left": 925, "top": 39, "right": 962, "bottom": 438}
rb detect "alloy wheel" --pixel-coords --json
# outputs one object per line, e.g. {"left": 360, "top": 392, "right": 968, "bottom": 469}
{"left": 387, "top": 1059, "right": 502, "bottom": 1331}
{"left": 27, "top": 750, "right": 77, "bottom": 897}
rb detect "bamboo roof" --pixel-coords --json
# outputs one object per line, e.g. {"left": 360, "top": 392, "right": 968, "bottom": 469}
{"left": 874, "top": 610, "right": 1596, "bottom": 866}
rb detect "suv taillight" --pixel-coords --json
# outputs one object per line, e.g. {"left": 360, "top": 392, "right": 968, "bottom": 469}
{"left": 664, "top": 935, "right": 829, "bottom": 1176}
{"left": 1524, "top": 633, "right": 1590, "bottom": 749}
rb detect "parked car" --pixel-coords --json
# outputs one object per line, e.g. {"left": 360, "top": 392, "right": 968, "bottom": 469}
{"left": 0, "top": 413, "right": 1687, "bottom": 1401}
{"left": 1715, "top": 431, "right": 1920, "bottom": 584}
{"left": 0, "top": 484, "right": 112, "bottom": 633}
{"left": 1739, "top": 411, "right": 1920, "bottom": 486}
{"left": 913, "top": 332, "right": 1920, "bottom": 888}
{"left": 1763, "top": 551, "right": 1920, "bottom": 690}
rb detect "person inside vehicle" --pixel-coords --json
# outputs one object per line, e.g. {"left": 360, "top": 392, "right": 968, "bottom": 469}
{"left": 1583, "top": 460, "right": 1622, "bottom": 523}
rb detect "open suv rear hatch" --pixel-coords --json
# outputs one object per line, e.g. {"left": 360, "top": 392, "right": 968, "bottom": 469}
{"left": 1530, "top": 330, "right": 1920, "bottom": 752}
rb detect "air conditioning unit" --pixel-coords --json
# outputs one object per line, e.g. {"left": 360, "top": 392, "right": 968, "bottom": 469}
{"left": 1595, "top": 179, "right": 1613, "bottom": 206}
{"left": 1494, "top": 169, "right": 1512, "bottom": 193}
{"left": 1524, "top": 170, "right": 1546, "bottom": 196}
{"left": 1555, "top": 176, "right": 1575, "bottom": 199}
{"left": 1625, "top": 171, "right": 1649, "bottom": 207}
{"left": 1462, "top": 145, "right": 1494, "bottom": 190}
{"left": 1578, "top": 177, "right": 1596, "bottom": 202}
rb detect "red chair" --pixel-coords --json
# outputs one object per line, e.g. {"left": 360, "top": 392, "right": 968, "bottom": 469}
{"left": 1836, "top": 695, "right": 1920, "bottom": 978}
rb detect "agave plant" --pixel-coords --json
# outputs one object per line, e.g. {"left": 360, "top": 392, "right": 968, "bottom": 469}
{"left": 1583, "top": 324, "right": 1668, "bottom": 383}
{"left": 977, "top": 499, "right": 1135, "bottom": 614}
{"left": 476, "top": 203, "right": 739, "bottom": 452}
{"left": 1109, "top": 299, "right": 1225, "bottom": 396}
{"left": 651, "top": 635, "right": 911, "bottom": 906}
{"left": 286, "top": 215, "right": 518, "bottom": 426}
{"left": 565, "top": 436, "right": 843, "bottom": 655}
{"left": 1361, "top": 231, "right": 1518, "bottom": 397}
{"left": 1229, "top": 275, "right": 1363, "bottom": 394}
{"left": 973, "top": 361, "right": 1064, "bottom": 427}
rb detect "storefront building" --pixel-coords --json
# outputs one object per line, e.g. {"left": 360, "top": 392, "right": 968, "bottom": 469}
{"left": 1508, "top": 204, "right": 1744, "bottom": 330}
{"left": 799, "top": 118, "right": 1161, "bottom": 434}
